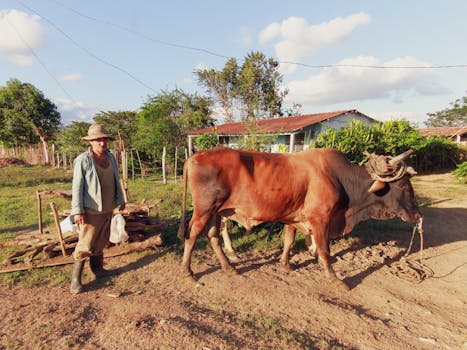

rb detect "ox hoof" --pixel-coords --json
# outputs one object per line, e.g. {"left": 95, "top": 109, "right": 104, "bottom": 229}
{"left": 330, "top": 277, "right": 350, "bottom": 292}
{"left": 279, "top": 262, "right": 294, "bottom": 272}
{"left": 227, "top": 254, "right": 241, "bottom": 263}
{"left": 182, "top": 270, "right": 198, "bottom": 282}
{"left": 224, "top": 267, "right": 238, "bottom": 275}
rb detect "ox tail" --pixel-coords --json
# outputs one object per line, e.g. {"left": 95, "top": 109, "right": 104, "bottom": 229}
{"left": 177, "top": 159, "right": 189, "bottom": 240}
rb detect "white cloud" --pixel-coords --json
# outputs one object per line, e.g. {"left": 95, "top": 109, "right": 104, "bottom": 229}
{"left": 259, "top": 13, "right": 371, "bottom": 73}
{"left": 0, "top": 9, "right": 44, "bottom": 66}
{"left": 54, "top": 98, "right": 94, "bottom": 125}
{"left": 285, "top": 55, "right": 450, "bottom": 106}
{"left": 8, "top": 53, "right": 34, "bottom": 66}
{"left": 59, "top": 73, "right": 82, "bottom": 82}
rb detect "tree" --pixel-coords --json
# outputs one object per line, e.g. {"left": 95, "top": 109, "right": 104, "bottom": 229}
{"left": 426, "top": 96, "right": 467, "bottom": 127}
{"left": 0, "top": 78, "right": 61, "bottom": 164}
{"left": 196, "top": 51, "right": 287, "bottom": 123}
{"left": 55, "top": 121, "right": 91, "bottom": 155}
{"left": 93, "top": 110, "right": 138, "bottom": 149}
{"left": 132, "top": 89, "right": 214, "bottom": 164}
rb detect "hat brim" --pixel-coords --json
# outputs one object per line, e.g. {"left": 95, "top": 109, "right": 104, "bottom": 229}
{"left": 81, "top": 135, "right": 114, "bottom": 141}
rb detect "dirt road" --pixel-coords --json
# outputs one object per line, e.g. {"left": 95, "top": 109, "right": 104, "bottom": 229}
{"left": 1, "top": 174, "right": 466, "bottom": 349}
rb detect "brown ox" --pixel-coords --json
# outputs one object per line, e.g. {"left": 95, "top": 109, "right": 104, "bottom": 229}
{"left": 177, "top": 147, "right": 421, "bottom": 289}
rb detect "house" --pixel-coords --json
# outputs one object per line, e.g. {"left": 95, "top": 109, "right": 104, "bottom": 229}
{"left": 418, "top": 126, "right": 467, "bottom": 145}
{"left": 186, "top": 109, "right": 377, "bottom": 155}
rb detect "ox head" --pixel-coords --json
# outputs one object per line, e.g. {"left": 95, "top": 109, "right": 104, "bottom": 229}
{"left": 364, "top": 150, "right": 421, "bottom": 224}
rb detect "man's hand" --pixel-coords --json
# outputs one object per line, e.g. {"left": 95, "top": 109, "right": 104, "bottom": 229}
{"left": 74, "top": 214, "right": 86, "bottom": 226}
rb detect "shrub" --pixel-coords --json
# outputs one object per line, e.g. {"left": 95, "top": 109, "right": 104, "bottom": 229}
{"left": 195, "top": 132, "right": 219, "bottom": 150}
{"left": 414, "top": 137, "right": 464, "bottom": 172}
{"left": 453, "top": 161, "right": 467, "bottom": 184}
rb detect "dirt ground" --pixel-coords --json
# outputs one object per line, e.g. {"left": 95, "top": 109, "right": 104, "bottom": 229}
{"left": 1, "top": 174, "right": 466, "bottom": 349}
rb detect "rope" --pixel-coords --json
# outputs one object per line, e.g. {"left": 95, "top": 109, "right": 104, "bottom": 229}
{"left": 365, "top": 154, "right": 408, "bottom": 182}
{"left": 389, "top": 219, "right": 434, "bottom": 283}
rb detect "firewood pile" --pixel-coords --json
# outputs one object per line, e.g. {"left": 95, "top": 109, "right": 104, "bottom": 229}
{"left": 1, "top": 199, "right": 164, "bottom": 270}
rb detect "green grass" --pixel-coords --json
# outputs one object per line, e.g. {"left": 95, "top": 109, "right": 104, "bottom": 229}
{"left": 1, "top": 165, "right": 465, "bottom": 288}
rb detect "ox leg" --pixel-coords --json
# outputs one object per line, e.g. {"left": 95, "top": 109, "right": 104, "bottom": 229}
{"left": 181, "top": 215, "right": 210, "bottom": 281}
{"left": 305, "top": 234, "right": 318, "bottom": 259}
{"left": 313, "top": 230, "right": 349, "bottom": 291}
{"left": 279, "top": 225, "right": 296, "bottom": 271}
{"left": 220, "top": 217, "right": 240, "bottom": 263}
{"left": 208, "top": 216, "right": 236, "bottom": 274}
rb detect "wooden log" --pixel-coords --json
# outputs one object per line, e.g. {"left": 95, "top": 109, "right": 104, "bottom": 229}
{"left": 50, "top": 202, "right": 67, "bottom": 257}
{"left": 0, "top": 234, "right": 164, "bottom": 274}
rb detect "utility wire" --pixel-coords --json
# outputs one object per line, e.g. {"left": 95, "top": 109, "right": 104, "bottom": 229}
{"left": 15, "top": 0, "right": 157, "bottom": 93}
{"left": 48, "top": 0, "right": 466, "bottom": 70}
{"left": 49, "top": 0, "right": 230, "bottom": 60}
{"left": 4, "top": 12, "right": 79, "bottom": 104}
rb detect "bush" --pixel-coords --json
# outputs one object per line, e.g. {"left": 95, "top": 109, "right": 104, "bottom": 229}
{"left": 315, "top": 119, "right": 466, "bottom": 172}
{"left": 195, "top": 132, "right": 219, "bottom": 150}
{"left": 414, "top": 137, "right": 464, "bottom": 172}
{"left": 453, "top": 161, "right": 467, "bottom": 184}
{"left": 315, "top": 119, "right": 420, "bottom": 164}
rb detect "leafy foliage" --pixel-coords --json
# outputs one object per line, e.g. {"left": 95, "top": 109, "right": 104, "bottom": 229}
{"left": 415, "top": 137, "right": 464, "bottom": 171}
{"left": 195, "top": 131, "right": 219, "bottom": 150}
{"left": 315, "top": 119, "right": 465, "bottom": 171}
{"left": 453, "top": 161, "right": 467, "bottom": 184}
{"left": 93, "top": 110, "right": 138, "bottom": 149}
{"left": 132, "top": 89, "right": 214, "bottom": 165}
{"left": 0, "top": 78, "right": 61, "bottom": 147}
{"left": 426, "top": 96, "right": 467, "bottom": 127}
{"left": 196, "top": 51, "right": 287, "bottom": 122}
{"left": 55, "top": 121, "right": 90, "bottom": 154}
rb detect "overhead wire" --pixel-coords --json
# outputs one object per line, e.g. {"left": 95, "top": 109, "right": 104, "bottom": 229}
{"left": 4, "top": 11, "right": 85, "bottom": 117}
{"left": 47, "top": 0, "right": 467, "bottom": 70}
{"left": 15, "top": 0, "right": 157, "bottom": 93}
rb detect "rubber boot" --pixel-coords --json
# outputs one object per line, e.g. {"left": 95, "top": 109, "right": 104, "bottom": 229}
{"left": 70, "top": 260, "right": 84, "bottom": 294}
{"left": 89, "top": 254, "right": 114, "bottom": 278}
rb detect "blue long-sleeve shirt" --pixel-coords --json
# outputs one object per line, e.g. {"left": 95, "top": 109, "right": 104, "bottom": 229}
{"left": 71, "top": 149, "right": 124, "bottom": 215}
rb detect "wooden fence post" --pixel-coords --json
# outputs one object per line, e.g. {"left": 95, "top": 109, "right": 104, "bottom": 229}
{"left": 36, "top": 191, "right": 43, "bottom": 234}
{"left": 174, "top": 147, "right": 178, "bottom": 182}
{"left": 135, "top": 149, "right": 144, "bottom": 181}
{"left": 162, "top": 147, "right": 167, "bottom": 184}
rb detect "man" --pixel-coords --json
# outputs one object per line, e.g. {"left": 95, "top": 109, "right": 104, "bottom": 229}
{"left": 70, "top": 124, "right": 125, "bottom": 294}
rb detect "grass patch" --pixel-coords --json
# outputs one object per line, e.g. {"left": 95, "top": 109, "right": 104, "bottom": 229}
{"left": 1, "top": 166, "right": 465, "bottom": 288}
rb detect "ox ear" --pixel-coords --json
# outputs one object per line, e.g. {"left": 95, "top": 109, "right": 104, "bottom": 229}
{"left": 368, "top": 180, "right": 386, "bottom": 193}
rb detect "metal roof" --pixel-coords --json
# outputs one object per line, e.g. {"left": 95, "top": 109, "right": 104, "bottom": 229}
{"left": 187, "top": 109, "right": 373, "bottom": 135}
{"left": 418, "top": 126, "right": 467, "bottom": 138}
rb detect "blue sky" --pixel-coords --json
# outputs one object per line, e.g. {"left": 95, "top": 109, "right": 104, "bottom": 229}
{"left": 1, "top": 0, "right": 466, "bottom": 126}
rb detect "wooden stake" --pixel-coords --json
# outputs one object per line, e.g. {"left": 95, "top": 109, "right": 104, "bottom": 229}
{"left": 36, "top": 191, "right": 43, "bottom": 234}
{"left": 174, "top": 146, "right": 178, "bottom": 182}
{"left": 135, "top": 149, "right": 144, "bottom": 181}
{"left": 162, "top": 146, "right": 167, "bottom": 184}
{"left": 49, "top": 202, "right": 67, "bottom": 257}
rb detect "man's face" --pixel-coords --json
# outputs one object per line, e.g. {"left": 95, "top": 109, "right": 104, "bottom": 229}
{"left": 89, "top": 138, "right": 108, "bottom": 155}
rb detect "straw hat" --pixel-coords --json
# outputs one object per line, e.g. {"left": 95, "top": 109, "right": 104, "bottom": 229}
{"left": 81, "top": 124, "right": 114, "bottom": 141}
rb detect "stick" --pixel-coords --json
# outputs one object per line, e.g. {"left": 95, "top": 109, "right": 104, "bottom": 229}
{"left": 49, "top": 202, "right": 67, "bottom": 257}
{"left": 162, "top": 146, "right": 167, "bottom": 184}
{"left": 174, "top": 146, "right": 178, "bottom": 182}
{"left": 135, "top": 149, "right": 144, "bottom": 181}
{"left": 36, "top": 191, "right": 43, "bottom": 234}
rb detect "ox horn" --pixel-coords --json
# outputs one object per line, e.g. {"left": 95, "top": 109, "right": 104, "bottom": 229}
{"left": 389, "top": 149, "right": 414, "bottom": 165}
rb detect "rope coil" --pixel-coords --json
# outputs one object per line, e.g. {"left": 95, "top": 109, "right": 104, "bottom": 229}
{"left": 364, "top": 152, "right": 408, "bottom": 182}
{"left": 389, "top": 218, "right": 434, "bottom": 283}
